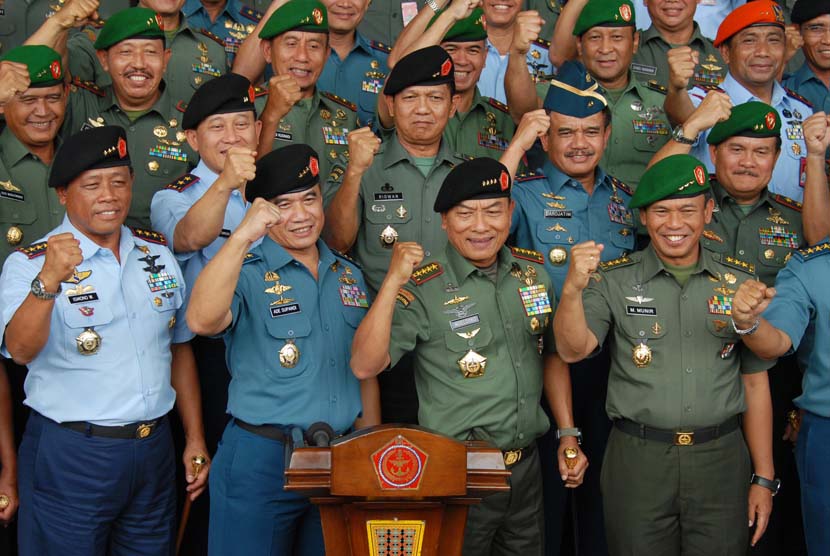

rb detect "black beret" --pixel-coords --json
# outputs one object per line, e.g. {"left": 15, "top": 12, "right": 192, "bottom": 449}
{"left": 791, "top": 0, "right": 830, "bottom": 24}
{"left": 49, "top": 126, "right": 131, "bottom": 188}
{"left": 433, "top": 157, "right": 511, "bottom": 213}
{"left": 384, "top": 45, "right": 454, "bottom": 96}
{"left": 245, "top": 144, "right": 320, "bottom": 202}
{"left": 183, "top": 73, "right": 257, "bottom": 130}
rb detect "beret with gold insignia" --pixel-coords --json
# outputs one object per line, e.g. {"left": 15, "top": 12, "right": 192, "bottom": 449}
{"left": 430, "top": 8, "right": 487, "bottom": 42}
{"left": 629, "top": 154, "right": 709, "bottom": 209}
{"left": 714, "top": 0, "right": 785, "bottom": 47}
{"left": 384, "top": 45, "right": 454, "bottom": 96}
{"left": 49, "top": 126, "right": 131, "bottom": 188}
{"left": 183, "top": 73, "right": 257, "bottom": 130}
{"left": 0, "top": 45, "right": 63, "bottom": 88}
{"left": 707, "top": 101, "right": 780, "bottom": 145}
{"left": 259, "top": 0, "right": 328, "bottom": 40}
{"left": 544, "top": 60, "right": 608, "bottom": 117}
{"left": 433, "top": 157, "right": 511, "bottom": 213}
{"left": 573, "top": 0, "right": 635, "bottom": 36}
{"left": 95, "top": 7, "right": 165, "bottom": 50}
{"left": 245, "top": 144, "right": 320, "bottom": 202}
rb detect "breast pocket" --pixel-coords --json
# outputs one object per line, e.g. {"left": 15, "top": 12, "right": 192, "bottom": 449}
{"left": 443, "top": 323, "right": 496, "bottom": 382}
{"left": 705, "top": 315, "right": 740, "bottom": 362}
{"left": 0, "top": 191, "right": 36, "bottom": 225}
{"left": 617, "top": 309, "right": 668, "bottom": 370}
{"left": 62, "top": 304, "right": 115, "bottom": 360}
{"left": 607, "top": 228, "right": 634, "bottom": 256}
{"left": 263, "top": 312, "right": 313, "bottom": 380}
{"left": 631, "top": 119, "right": 670, "bottom": 154}
{"left": 364, "top": 195, "right": 412, "bottom": 249}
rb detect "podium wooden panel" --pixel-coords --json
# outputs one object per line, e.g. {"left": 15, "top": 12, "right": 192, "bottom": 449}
{"left": 285, "top": 424, "right": 510, "bottom": 555}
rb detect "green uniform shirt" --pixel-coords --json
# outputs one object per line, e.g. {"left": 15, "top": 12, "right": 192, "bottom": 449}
{"left": 62, "top": 80, "right": 197, "bottom": 228}
{"left": 583, "top": 244, "right": 773, "bottom": 429}
{"left": 444, "top": 90, "right": 517, "bottom": 164}
{"left": 357, "top": 0, "right": 427, "bottom": 46}
{"left": 703, "top": 180, "right": 804, "bottom": 287}
{"left": 66, "top": 18, "right": 228, "bottom": 102}
{"left": 0, "top": 129, "right": 64, "bottom": 261}
{"left": 390, "top": 243, "right": 554, "bottom": 450}
{"left": 326, "top": 135, "right": 468, "bottom": 293}
{"left": 632, "top": 23, "right": 726, "bottom": 91}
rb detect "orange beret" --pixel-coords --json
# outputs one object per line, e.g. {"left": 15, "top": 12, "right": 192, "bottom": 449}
{"left": 714, "top": 0, "right": 785, "bottom": 47}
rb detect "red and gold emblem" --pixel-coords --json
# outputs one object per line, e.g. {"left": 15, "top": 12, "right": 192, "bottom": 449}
{"left": 693, "top": 165, "right": 706, "bottom": 186}
{"left": 619, "top": 4, "right": 632, "bottom": 22}
{"left": 499, "top": 170, "right": 509, "bottom": 191}
{"left": 309, "top": 156, "right": 319, "bottom": 177}
{"left": 440, "top": 59, "right": 452, "bottom": 77}
{"left": 117, "top": 137, "right": 128, "bottom": 158}
{"left": 50, "top": 60, "right": 62, "bottom": 79}
{"left": 312, "top": 8, "right": 323, "bottom": 25}
{"left": 765, "top": 112, "right": 776, "bottom": 130}
{"left": 371, "top": 436, "right": 428, "bottom": 490}
{"left": 155, "top": 13, "right": 163, "bottom": 30}
{"left": 247, "top": 85, "right": 255, "bottom": 103}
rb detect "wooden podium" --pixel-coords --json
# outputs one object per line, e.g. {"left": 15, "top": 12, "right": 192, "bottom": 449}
{"left": 285, "top": 424, "right": 510, "bottom": 556}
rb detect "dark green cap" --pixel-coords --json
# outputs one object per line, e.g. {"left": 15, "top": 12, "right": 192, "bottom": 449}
{"left": 429, "top": 8, "right": 487, "bottom": 42}
{"left": 434, "top": 157, "right": 511, "bottom": 212}
{"left": 707, "top": 101, "right": 781, "bottom": 145}
{"left": 629, "top": 154, "right": 709, "bottom": 209}
{"left": 94, "top": 7, "right": 165, "bottom": 50}
{"left": 259, "top": 0, "right": 328, "bottom": 40}
{"left": 0, "top": 45, "right": 63, "bottom": 88}
{"left": 573, "top": 0, "right": 636, "bottom": 36}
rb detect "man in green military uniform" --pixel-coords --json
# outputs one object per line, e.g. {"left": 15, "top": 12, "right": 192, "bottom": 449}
{"left": 357, "top": 0, "right": 427, "bottom": 46}
{"left": 254, "top": 0, "right": 358, "bottom": 183}
{"left": 554, "top": 154, "right": 777, "bottom": 555}
{"left": 351, "top": 157, "right": 555, "bottom": 555}
{"left": 57, "top": 7, "right": 198, "bottom": 228}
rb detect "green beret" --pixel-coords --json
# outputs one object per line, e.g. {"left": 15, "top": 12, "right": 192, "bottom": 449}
{"left": 629, "top": 154, "right": 709, "bottom": 209}
{"left": 434, "top": 158, "right": 511, "bottom": 213}
{"left": 573, "top": 0, "right": 636, "bottom": 36}
{"left": 94, "top": 7, "right": 165, "bottom": 50}
{"left": 245, "top": 144, "right": 320, "bottom": 202}
{"left": 259, "top": 0, "right": 328, "bottom": 40}
{"left": 183, "top": 73, "right": 257, "bottom": 130}
{"left": 707, "top": 101, "right": 781, "bottom": 145}
{"left": 0, "top": 45, "right": 63, "bottom": 88}
{"left": 543, "top": 60, "right": 607, "bottom": 117}
{"left": 429, "top": 8, "right": 487, "bottom": 42}
{"left": 385, "top": 45, "right": 454, "bottom": 96}
{"left": 49, "top": 126, "right": 131, "bottom": 188}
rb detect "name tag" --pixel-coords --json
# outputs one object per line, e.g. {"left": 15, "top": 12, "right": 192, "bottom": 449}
{"left": 450, "top": 314, "right": 481, "bottom": 330}
{"left": 626, "top": 305, "right": 657, "bottom": 316}
{"left": 275, "top": 131, "right": 292, "bottom": 141}
{"left": 68, "top": 292, "right": 100, "bottom": 304}
{"left": 270, "top": 303, "right": 301, "bottom": 318}
{"left": 0, "top": 190, "right": 24, "bottom": 202}
{"left": 374, "top": 192, "right": 404, "bottom": 202}
{"left": 545, "top": 209, "right": 572, "bottom": 218}
{"left": 631, "top": 63, "right": 657, "bottom": 76}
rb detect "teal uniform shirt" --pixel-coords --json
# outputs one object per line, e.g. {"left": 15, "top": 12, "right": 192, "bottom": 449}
{"left": 444, "top": 90, "right": 518, "bottom": 164}
{"left": 702, "top": 179, "right": 804, "bottom": 287}
{"left": 226, "top": 238, "right": 366, "bottom": 433}
{"left": 510, "top": 160, "right": 635, "bottom": 297}
{"left": 0, "top": 128, "right": 64, "bottom": 262}
{"left": 317, "top": 32, "right": 390, "bottom": 128}
{"left": 632, "top": 23, "right": 726, "bottom": 90}
{"left": 62, "top": 79, "right": 198, "bottom": 228}
{"left": 183, "top": 0, "right": 263, "bottom": 65}
{"left": 783, "top": 62, "right": 830, "bottom": 115}
{"left": 390, "top": 243, "right": 554, "bottom": 450}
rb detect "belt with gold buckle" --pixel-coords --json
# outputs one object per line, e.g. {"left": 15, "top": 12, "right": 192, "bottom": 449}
{"left": 60, "top": 417, "right": 162, "bottom": 439}
{"left": 614, "top": 416, "right": 741, "bottom": 446}
{"left": 502, "top": 443, "right": 535, "bottom": 467}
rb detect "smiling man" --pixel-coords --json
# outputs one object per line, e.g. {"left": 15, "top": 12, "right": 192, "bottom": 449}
{"left": 783, "top": 0, "right": 830, "bottom": 114}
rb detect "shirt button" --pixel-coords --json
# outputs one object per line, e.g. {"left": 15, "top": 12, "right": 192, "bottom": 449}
{"left": 324, "top": 325, "right": 330, "bottom": 331}
{"left": 518, "top": 433, "right": 525, "bottom": 440}
{"left": 681, "top": 294, "right": 688, "bottom": 300}
{"left": 425, "top": 217, "right": 431, "bottom": 223}
{"left": 685, "top": 367, "right": 693, "bottom": 374}
{"left": 520, "top": 398, "right": 525, "bottom": 405}
{"left": 685, "top": 405, "right": 692, "bottom": 413}
{"left": 738, "top": 249, "right": 745, "bottom": 256}
{"left": 329, "top": 358, "right": 335, "bottom": 366}
{"left": 424, "top": 250, "right": 431, "bottom": 257}
{"left": 331, "top": 395, "right": 337, "bottom": 402}
{"left": 684, "top": 330, "right": 692, "bottom": 337}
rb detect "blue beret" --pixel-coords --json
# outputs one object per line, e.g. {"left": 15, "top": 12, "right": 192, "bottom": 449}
{"left": 543, "top": 61, "right": 608, "bottom": 117}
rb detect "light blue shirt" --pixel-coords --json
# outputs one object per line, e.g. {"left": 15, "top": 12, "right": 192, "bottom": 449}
{"left": 0, "top": 217, "right": 192, "bottom": 425}
{"left": 182, "top": 0, "right": 262, "bottom": 65}
{"left": 477, "top": 38, "right": 553, "bottom": 104}
{"left": 689, "top": 72, "right": 813, "bottom": 202}
{"left": 783, "top": 62, "right": 830, "bottom": 115}
{"left": 762, "top": 244, "right": 830, "bottom": 418}
{"left": 633, "top": 0, "right": 743, "bottom": 40}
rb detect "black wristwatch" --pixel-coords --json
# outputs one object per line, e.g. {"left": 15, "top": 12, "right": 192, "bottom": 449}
{"left": 751, "top": 473, "right": 781, "bottom": 496}
{"left": 671, "top": 125, "right": 698, "bottom": 145}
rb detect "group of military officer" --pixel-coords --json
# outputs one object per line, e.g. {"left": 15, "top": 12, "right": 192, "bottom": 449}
{"left": 1, "top": 0, "right": 830, "bottom": 555}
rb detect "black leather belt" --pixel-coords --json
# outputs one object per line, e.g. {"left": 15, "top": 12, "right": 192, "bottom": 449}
{"left": 502, "top": 442, "right": 536, "bottom": 467}
{"left": 614, "top": 415, "right": 741, "bottom": 446}
{"left": 235, "top": 419, "right": 288, "bottom": 442}
{"left": 60, "top": 416, "right": 163, "bottom": 440}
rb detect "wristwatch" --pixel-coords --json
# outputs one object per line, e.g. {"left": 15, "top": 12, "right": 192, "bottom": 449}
{"left": 671, "top": 125, "right": 698, "bottom": 145}
{"left": 732, "top": 317, "right": 760, "bottom": 336}
{"left": 426, "top": 0, "right": 440, "bottom": 12}
{"left": 556, "top": 427, "right": 582, "bottom": 445}
{"left": 751, "top": 473, "right": 781, "bottom": 496}
{"left": 30, "top": 275, "right": 61, "bottom": 300}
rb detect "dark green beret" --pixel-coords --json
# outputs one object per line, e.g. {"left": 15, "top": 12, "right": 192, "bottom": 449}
{"left": 245, "top": 144, "right": 320, "bottom": 202}
{"left": 429, "top": 8, "right": 487, "bottom": 42}
{"left": 259, "top": 0, "right": 328, "bottom": 40}
{"left": 183, "top": 73, "right": 257, "bottom": 130}
{"left": 49, "top": 126, "right": 131, "bottom": 188}
{"left": 573, "top": 0, "right": 636, "bottom": 36}
{"left": 707, "top": 101, "right": 781, "bottom": 145}
{"left": 434, "top": 157, "right": 511, "bottom": 213}
{"left": 629, "top": 154, "right": 709, "bottom": 209}
{"left": 543, "top": 60, "right": 608, "bottom": 117}
{"left": 0, "top": 45, "right": 63, "bottom": 88}
{"left": 792, "top": 0, "right": 830, "bottom": 24}
{"left": 385, "top": 45, "right": 454, "bottom": 96}
{"left": 94, "top": 7, "right": 165, "bottom": 50}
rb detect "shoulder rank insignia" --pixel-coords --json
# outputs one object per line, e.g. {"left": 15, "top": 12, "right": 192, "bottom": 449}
{"left": 411, "top": 262, "right": 444, "bottom": 285}
{"left": 71, "top": 77, "right": 105, "bottom": 97}
{"left": 511, "top": 246, "right": 544, "bottom": 264}
{"left": 329, "top": 166, "right": 345, "bottom": 182}
{"left": 199, "top": 28, "right": 226, "bottom": 46}
{"left": 165, "top": 173, "right": 200, "bottom": 192}
{"left": 487, "top": 97, "right": 510, "bottom": 113}
{"left": 321, "top": 91, "right": 357, "bottom": 112}
{"left": 796, "top": 241, "right": 830, "bottom": 261}
{"left": 369, "top": 40, "right": 391, "bottom": 53}
{"left": 176, "top": 100, "right": 188, "bottom": 113}
{"left": 609, "top": 175, "right": 633, "bottom": 196}
{"left": 17, "top": 241, "right": 47, "bottom": 259}
{"left": 239, "top": 6, "right": 263, "bottom": 21}
{"left": 770, "top": 193, "right": 803, "bottom": 212}
{"left": 532, "top": 37, "right": 551, "bottom": 48}
{"left": 599, "top": 255, "right": 634, "bottom": 270}
{"left": 784, "top": 87, "right": 813, "bottom": 108}
{"left": 131, "top": 227, "right": 168, "bottom": 246}
{"left": 702, "top": 229, "right": 724, "bottom": 243}
{"left": 396, "top": 288, "right": 415, "bottom": 307}
{"left": 645, "top": 80, "right": 668, "bottom": 94}
{"left": 515, "top": 171, "right": 544, "bottom": 183}
{"left": 332, "top": 248, "right": 361, "bottom": 268}
{"left": 723, "top": 255, "right": 755, "bottom": 274}
{"left": 243, "top": 252, "right": 260, "bottom": 263}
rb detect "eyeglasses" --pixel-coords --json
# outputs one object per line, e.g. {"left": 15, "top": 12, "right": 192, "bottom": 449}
{"left": 803, "top": 24, "right": 830, "bottom": 38}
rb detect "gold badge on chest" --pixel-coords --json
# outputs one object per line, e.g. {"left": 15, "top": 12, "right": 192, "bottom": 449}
{"left": 76, "top": 327, "right": 102, "bottom": 355}
{"left": 632, "top": 342, "right": 652, "bottom": 368}
{"left": 279, "top": 339, "right": 300, "bottom": 368}
{"left": 458, "top": 349, "right": 487, "bottom": 378}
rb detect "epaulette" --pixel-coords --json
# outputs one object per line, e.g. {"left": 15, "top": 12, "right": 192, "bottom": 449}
{"left": 369, "top": 40, "right": 391, "bottom": 53}
{"left": 796, "top": 241, "right": 830, "bottom": 261}
{"left": 243, "top": 252, "right": 261, "bottom": 263}
{"left": 410, "top": 262, "right": 444, "bottom": 285}
{"left": 644, "top": 80, "right": 668, "bottom": 95}
{"left": 165, "top": 173, "right": 200, "bottom": 192}
{"left": 511, "top": 246, "right": 544, "bottom": 264}
{"left": 770, "top": 193, "right": 803, "bottom": 212}
{"left": 176, "top": 100, "right": 188, "bottom": 113}
{"left": 722, "top": 255, "right": 755, "bottom": 274}
{"left": 131, "top": 227, "right": 168, "bottom": 246}
{"left": 609, "top": 175, "right": 633, "bottom": 196}
{"left": 487, "top": 97, "right": 509, "bottom": 114}
{"left": 532, "top": 37, "right": 551, "bottom": 48}
{"left": 328, "top": 166, "right": 345, "bottom": 182}
{"left": 332, "top": 248, "right": 361, "bottom": 268}
{"left": 599, "top": 255, "right": 634, "bottom": 271}
{"left": 702, "top": 229, "right": 724, "bottom": 243}
{"left": 72, "top": 77, "right": 105, "bottom": 97}
{"left": 199, "top": 29, "right": 225, "bottom": 46}
{"left": 694, "top": 83, "right": 725, "bottom": 93}
{"left": 396, "top": 288, "right": 415, "bottom": 307}
{"left": 17, "top": 241, "right": 47, "bottom": 259}
{"left": 515, "top": 171, "right": 544, "bottom": 183}
{"left": 253, "top": 85, "right": 268, "bottom": 97}
{"left": 456, "top": 153, "right": 475, "bottom": 161}
{"left": 784, "top": 87, "right": 813, "bottom": 108}
{"left": 321, "top": 91, "right": 356, "bottom": 112}
{"left": 239, "top": 5, "right": 263, "bottom": 22}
